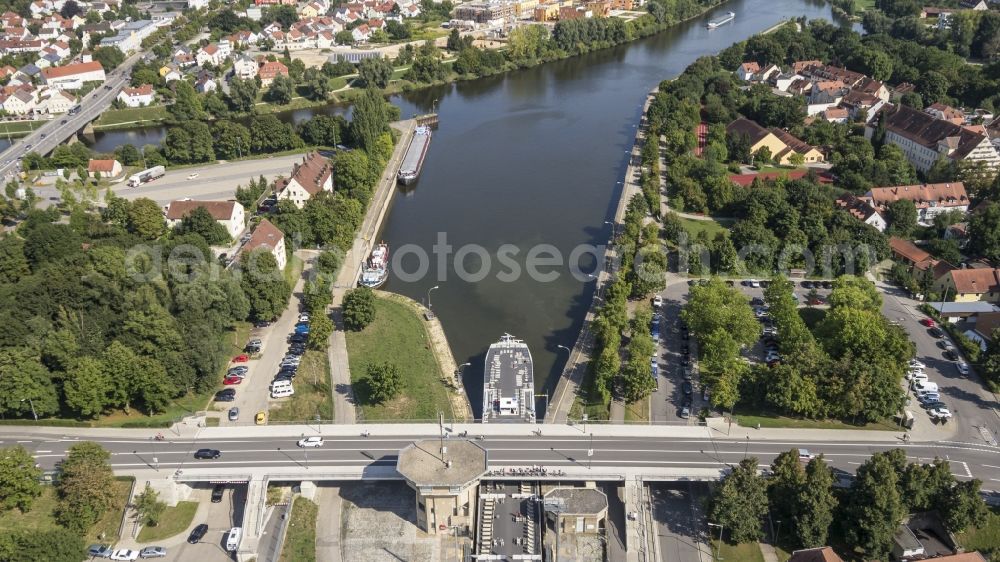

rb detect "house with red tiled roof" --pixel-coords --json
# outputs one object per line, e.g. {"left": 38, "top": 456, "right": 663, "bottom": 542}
{"left": 274, "top": 152, "right": 334, "bottom": 208}
{"left": 165, "top": 200, "right": 246, "bottom": 240}
{"left": 837, "top": 194, "right": 887, "bottom": 231}
{"left": 87, "top": 159, "right": 122, "bottom": 178}
{"left": 117, "top": 84, "right": 154, "bottom": 107}
{"left": 39, "top": 60, "right": 104, "bottom": 89}
{"left": 934, "top": 267, "right": 1000, "bottom": 302}
{"left": 925, "top": 102, "right": 964, "bottom": 124}
{"left": 239, "top": 218, "right": 287, "bottom": 270}
{"left": 861, "top": 182, "right": 970, "bottom": 225}
{"left": 787, "top": 547, "right": 844, "bottom": 562}
{"left": 257, "top": 60, "right": 288, "bottom": 87}
{"left": 734, "top": 61, "right": 760, "bottom": 81}
{"left": 869, "top": 104, "right": 1000, "bottom": 173}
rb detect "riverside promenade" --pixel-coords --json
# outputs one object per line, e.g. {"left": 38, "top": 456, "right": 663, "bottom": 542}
{"left": 328, "top": 119, "right": 417, "bottom": 424}
{"left": 546, "top": 91, "right": 657, "bottom": 424}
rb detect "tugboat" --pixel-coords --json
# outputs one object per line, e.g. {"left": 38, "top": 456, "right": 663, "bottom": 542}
{"left": 707, "top": 11, "right": 735, "bottom": 29}
{"left": 359, "top": 243, "right": 389, "bottom": 288}
{"left": 482, "top": 334, "right": 535, "bottom": 423}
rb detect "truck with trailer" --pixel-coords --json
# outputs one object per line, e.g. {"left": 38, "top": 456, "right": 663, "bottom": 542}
{"left": 127, "top": 165, "right": 166, "bottom": 187}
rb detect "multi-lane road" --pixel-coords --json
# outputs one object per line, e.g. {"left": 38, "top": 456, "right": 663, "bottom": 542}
{"left": 7, "top": 426, "right": 1000, "bottom": 488}
{"left": 0, "top": 51, "right": 145, "bottom": 179}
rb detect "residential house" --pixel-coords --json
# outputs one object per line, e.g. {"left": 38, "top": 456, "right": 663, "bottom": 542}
{"left": 839, "top": 90, "right": 886, "bottom": 123}
{"left": 769, "top": 72, "right": 804, "bottom": 93}
{"left": 35, "top": 88, "right": 74, "bottom": 113}
{"left": 856, "top": 77, "right": 890, "bottom": 101}
{"left": 257, "top": 60, "right": 288, "bottom": 87}
{"left": 159, "top": 64, "right": 182, "bottom": 82}
{"left": 274, "top": 152, "right": 334, "bottom": 208}
{"left": 791, "top": 59, "right": 822, "bottom": 74}
{"left": 934, "top": 268, "right": 1000, "bottom": 302}
{"left": 804, "top": 64, "right": 865, "bottom": 88}
{"left": 232, "top": 55, "right": 257, "bottom": 80}
{"left": 925, "top": 102, "right": 964, "bottom": 124}
{"left": 734, "top": 61, "right": 760, "bottom": 81}
{"left": 787, "top": 547, "right": 844, "bottom": 562}
{"left": 196, "top": 43, "right": 231, "bottom": 67}
{"left": 87, "top": 158, "right": 123, "bottom": 179}
{"left": 239, "top": 218, "right": 287, "bottom": 270}
{"left": 821, "top": 107, "right": 849, "bottom": 123}
{"left": 870, "top": 104, "right": 1000, "bottom": 173}
{"left": 117, "top": 84, "right": 154, "bottom": 107}
{"left": 726, "top": 117, "right": 824, "bottom": 165}
{"left": 1, "top": 89, "right": 34, "bottom": 115}
{"left": 194, "top": 75, "right": 217, "bottom": 93}
{"left": 862, "top": 182, "right": 970, "bottom": 224}
{"left": 770, "top": 128, "right": 825, "bottom": 164}
{"left": 352, "top": 24, "right": 371, "bottom": 43}
{"left": 299, "top": 1, "right": 321, "bottom": 17}
{"left": 40, "top": 60, "right": 105, "bottom": 89}
{"left": 100, "top": 19, "right": 160, "bottom": 53}
{"left": 960, "top": 0, "right": 988, "bottom": 9}
{"left": 889, "top": 236, "right": 933, "bottom": 268}
{"left": 837, "top": 194, "right": 887, "bottom": 232}
{"left": 165, "top": 200, "right": 246, "bottom": 240}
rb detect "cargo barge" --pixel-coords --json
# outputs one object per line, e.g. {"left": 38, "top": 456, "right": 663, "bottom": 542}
{"left": 482, "top": 334, "right": 535, "bottom": 423}
{"left": 397, "top": 126, "right": 432, "bottom": 185}
{"left": 707, "top": 11, "right": 735, "bottom": 28}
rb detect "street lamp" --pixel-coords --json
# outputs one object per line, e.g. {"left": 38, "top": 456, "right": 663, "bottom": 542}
{"left": 427, "top": 285, "right": 440, "bottom": 309}
{"left": 20, "top": 399, "right": 37, "bottom": 421}
{"left": 707, "top": 522, "right": 724, "bottom": 560}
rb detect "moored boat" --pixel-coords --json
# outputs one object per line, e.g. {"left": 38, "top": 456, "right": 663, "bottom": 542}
{"left": 359, "top": 243, "right": 389, "bottom": 288}
{"left": 397, "top": 126, "right": 432, "bottom": 185}
{"left": 482, "top": 334, "right": 535, "bottom": 423}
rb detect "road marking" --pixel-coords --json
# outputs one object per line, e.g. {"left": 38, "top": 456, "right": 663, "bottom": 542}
{"left": 958, "top": 461, "right": 972, "bottom": 478}
{"left": 35, "top": 450, "right": 51, "bottom": 453}
{"left": 983, "top": 465, "right": 1000, "bottom": 470}
{"left": 16, "top": 440, "right": 30, "bottom": 443}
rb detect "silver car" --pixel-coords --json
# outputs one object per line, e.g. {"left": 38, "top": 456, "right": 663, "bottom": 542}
{"left": 139, "top": 546, "right": 167, "bottom": 559}
{"left": 228, "top": 407, "right": 239, "bottom": 422}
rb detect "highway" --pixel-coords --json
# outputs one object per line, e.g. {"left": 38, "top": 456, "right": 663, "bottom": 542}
{"left": 0, "top": 51, "right": 146, "bottom": 179}
{"left": 5, "top": 426, "right": 1000, "bottom": 487}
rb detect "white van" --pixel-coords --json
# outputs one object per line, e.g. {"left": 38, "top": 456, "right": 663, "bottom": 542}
{"left": 226, "top": 527, "right": 242, "bottom": 552}
{"left": 270, "top": 379, "right": 291, "bottom": 390}
{"left": 271, "top": 386, "right": 294, "bottom": 399}
{"left": 913, "top": 381, "right": 938, "bottom": 393}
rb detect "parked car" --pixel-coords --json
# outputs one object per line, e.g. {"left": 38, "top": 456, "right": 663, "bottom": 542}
{"left": 211, "top": 484, "right": 225, "bottom": 503}
{"left": 223, "top": 376, "right": 243, "bottom": 385}
{"left": 232, "top": 354, "right": 249, "bottom": 363}
{"left": 289, "top": 334, "right": 307, "bottom": 343}
{"left": 297, "top": 436, "right": 324, "bottom": 448}
{"left": 929, "top": 407, "right": 952, "bottom": 420}
{"left": 187, "top": 173, "right": 199, "bottom": 180}
{"left": 957, "top": 361, "right": 970, "bottom": 375}
{"left": 87, "top": 544, "right": 113, "bottom": 558}
{"left": 110, "top": 549, "right": 140, "bottom": 561}
{"left": 920, "top": 318, "right": 936, "bottom": 327}
{"left": 228, "top": 366, "right": 248, "bottom": 376}
{"left": 681, "top": 381, "right": 693, "bottom": 395}
{"left": 944, "top": 350, "right": 959, "bottom": 361}
{"left": 193, "top": 449, "right": 221, "bottom": 460}
{"left": 255, "top": 411, "right": 267, "bottom": 425}
{"left": 214, "top": 390, "right": 235, "bottom": 402}
{"left": 929, "top": 327, "right": 944, "bottom": 338}
{"left": 228, "top": 407, "right": 239, "bottom": 421}
{"left": 921, "top": 400, "right": 946, "bottom": 410}
{"left": 918, "top": 393, "right": 941, "bottom": 404}
{"left": 139, "top": 546, "right": 167, "bottom": 559}
{"left": 797, "top": 449, "right": 815, "bottom": 461}
{"left": 909, "top": 359, "right": 926, "bottom": 369}
{"left": 188, "top": 524, "right": 208, "bottom": 544}
{"left": 298, "top": 313, "right": 310, "bottom": 323}
{"left": 679, "top": 406, "right": 690, "bottom": 419}
{"left": 652, "top": 295, "right": 663, "bottom": 308}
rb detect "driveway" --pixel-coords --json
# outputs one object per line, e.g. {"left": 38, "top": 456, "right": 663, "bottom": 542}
{"left": 650, "top": 482, "right": 711, "bottom": 562}
{"left": 878, "top": 280, "right": 999, "bottom": 445}
{"left": 135, "top": 484, "right": 245, "bottom": 562}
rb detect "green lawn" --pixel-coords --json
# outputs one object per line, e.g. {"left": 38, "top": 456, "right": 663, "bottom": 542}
{"left": 0, "top": 120, "right": 45, "bottom": 136}
{"left": 957, "top": 507, "right": 1000, "bottom": 558}
{"left": 624, "top": 397, "right": 649, "bottom": 422}
{"left": 733, "top": 408, "right": 898, "bottom": 431}
{"left": 855, "top": 0, "right": 876, "bottom": 10}
{"left": 279, "top": 497, "right": 318, "bottom": 562}
{"left": 677, "top": 216, "right": 731, "bottom": 241}
{"left": 345, "top": 296, "right": 453, "bottom": 421}
{"left": 0, "top": 478, "right": 133, "bottom": 542}
{"left": 708, "top": 540, "right": 765, "bottom": 562}
{"left": 136, "top": 501, "right": 198, "bottom": 542}
{"left": 268, "top": 350, "right": 333, "bottom": 422}
{"left": 94, "top": 106, "right": 171, "bottom": 127}
{"left": 570, "top": 363, "right": 611, "bottom": 422}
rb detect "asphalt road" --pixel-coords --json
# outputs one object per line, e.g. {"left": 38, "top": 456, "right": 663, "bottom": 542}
{"left": 13, "top": 433, "right": 1000, "bottom": 487}
{"left": 154, "top": 484, "right": 244, "bottom": 562}
{"left": 650, "top": 482, "right": 711, "bottom": 562}
{"left": 0, "top": 52, "right": 144, "bottom": 178}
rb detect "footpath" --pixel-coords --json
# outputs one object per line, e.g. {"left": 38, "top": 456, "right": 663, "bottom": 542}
{"left": 327, "top": 120, "right": 416, "bottom": 424}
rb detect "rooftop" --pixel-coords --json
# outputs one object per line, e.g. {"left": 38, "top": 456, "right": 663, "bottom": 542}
{"left": 543, "top": 487, "right": 608, "bottom": 516}
{"left": 396, "top": 439, "right": 487, "bottom": 488}
{"left": 165, "top": 200, "right": 239, "bottom": 221}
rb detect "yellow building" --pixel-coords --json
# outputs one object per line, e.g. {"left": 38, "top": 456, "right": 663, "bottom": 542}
{"left": 533, "top": 3, "right": 560, "bottom": 20}
{"left": 726, "top": 117, "right": 825, "bottom": 166}
{"left": 514, "top": 0, "right": 539, "bottom": 17}
{"left": 933, "top": 268, "right": 1000, "bottom": 303}
{"left": 397, "top": 439, "right": 488, "bottom": 536}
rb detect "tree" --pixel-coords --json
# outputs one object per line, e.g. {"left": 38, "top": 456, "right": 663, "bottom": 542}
{"left": 843, "top": 450, "right": 906, "bottom": 559}
{"left": 308, "top": 314, "right": 334, "bottom": 350}
{"left": 212, "top": 120, "right": 251, "bottom": 160}
{"left": 227, "top": 77, "right": 259, "bottom": 113}
{"left": 249, "top": 114, "right": 301, "bottom": 154}
{"left": 350, "top": 88, "right": 390, "bottom": 153}
{"left": 127, "top": 197, "right": 165, "bottom": 239}
{"left": 265, "top": 74, "right": 294, "bottom": 105}
{"left": 298, "top": 115, "right": 345, "bottom": 147}
{"left": 335, "top": 30, "right": 354, "bottom": 45}
{"left": 334, "top": 149, "right": 377, "bottom": 200}
{"left": 63, "top": 357, "right": 110, "bottom": 418}
{"left": 22, "top": 221, "right": 81, "bottom": 266}
{"left": 942, "top": 479, "right": 988, "bottom": 532}
{"left": 708, "top": 457, "right": 768, "bottom": 543}
{"left": 342, "top": 286, "right": 376, "bottom": 330}
{"left": 168, "top": 81, "right": 204, "bottom": 121}
{"left": 114, "top": 143, "right": 142, "bottom": 166}
{"left": 0, "top": 235, "right": 29, "bottom": 284}
{"left": 365, "top": 361, "right": 401, "bottom": 403}
{"left": 386, "top": 20, "right": 411, "bottom": 41}
{"left": 240, "top": 249, "right": 292, "bottom": 321}
{"left": 886, "top": 198, "right": 917, "bottom": 237}
{"left": 796, "top": 457, "right": 837, "bottom": 547}
{"left": 1, "top": 529, "right": 85, "bottom": 562}
{"left": 0, "top": 446, "right": 42, "bottom": 513}
{"left": 967, "top": 202, "right": 1000, "bottom": 262}
{"left": 175, "top": 206, "right": 232, "bottom": 245}
{"left": 134, "top": 484, "right": 167, "bottom": 527}
{"left": 303, "top": 68, "right": 330, "bottom": 102}
{"left": 55, "top": 442, "right": 117, "bottom": 535}
{"left": 92, "top": 46, "right": 124, "bottom": 70}
{"left": 317, "top": 250, "right": 342, "bottom": 278}
{"left": 0, "top": 348, "right": 59, "bottom": 418}
{"left": 164, "top": 121, "right": 215, "bottom": 164}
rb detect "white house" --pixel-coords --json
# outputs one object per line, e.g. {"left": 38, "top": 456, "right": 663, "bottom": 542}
{"left": 352, "top": 24, "right": 371, "bottom": 43}
{"left": 870, "top": 104, "right": 1000, "bottom": 173}
{"left": 35, "top": 89, "right": 74, "bottom": 113}
{"left": 87, "top": 159, "right": 123, "bottom": 179}
{"left": 117, "top": 84, "right": 154, "bottom": 107}
{"left": 274, "top": 152, "right": 334, "bottom": 208}
{"left": 232, "top": 55, "right": 257, "bottom": 80}
{"left": 836, "top": 194, "right": 887, "bottom": 232}
{"left": 239, "top": 218, "right": 286, "bottom": 270}
{"left": 1, "top": 90, "right": 35, "bottom": 115}
{"left": 39, "top": 60, "right": 105, "bottom": 90}
{"left": 165, "top": 200, "right": 246, "bottom": 240}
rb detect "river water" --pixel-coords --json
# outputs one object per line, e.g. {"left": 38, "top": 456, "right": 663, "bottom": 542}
{"left": 73, "top": 0, "right": 852, "bottom": 417}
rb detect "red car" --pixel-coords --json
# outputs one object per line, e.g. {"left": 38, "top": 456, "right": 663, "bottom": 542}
{"left": 808, "top": 298, "right": 824, "bottom": 305}
{"left": 920, "top": 318, "right": 936, "bottom": 328}
{"left": 232, "top": 354, "right": 249, "bottom": 363}
{"left": 223, "top": 376, "right": 243, "bottom": 385}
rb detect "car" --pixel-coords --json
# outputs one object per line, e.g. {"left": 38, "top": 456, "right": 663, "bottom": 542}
{"left": 688, "top": 280, "right": 697, "bottom": 286}
{"left": 929, "top": 327, "right": 944, "bottom": 338}
{"left": 726, "top": 280, "right": 735, "bottom": 287}
{"left": 187, "top": 173, "right": 199, "bottom": 180}
{"left": 139, "top": 546, "right": 167, "bottom": 559}
{"left": 87, "top": 544, "right": 113, "bottom": 558}
{"left": 40, "top": 133, "right": 45, "bottom": 138}
{"left": 253, "top": 320, "right": 271, "bottom": 328}
{"left": 295, "top": 325, "right": 310, "bottom": 335}
{"left": 701, "top": 387, "right": 710, "bottom": 401}
{"left": 918, "top": 393, "right": 941, "bottom": 403}
{"left": 110, "top": 549, "right": 140, "bottom": 561}
{"left": 193, "top": 449, "right": 221, "bottom": 460}
{"left": 808, "top": 297, "right": 825, "bottom": 305}
{"left": 920, "top": 318, "right": 936, "bottom": 327}
{"left": 60, "top": 119, "right": 67, "bottom": 124}
{"left": 214, "top": 390, "right": 235, "bottom": 402}
{"left": 679, "top": 406, "right": 690, "bottom": 419}
{"left": 228, "top": 366, "right": 248, "bottom": 376}
{"left": 211, "top": 484, "right": 226, "bottom": 503}
{"left": 801, "top": 280, "right": 812, "bottom": 288}
{"left": 652, "top": 295, "right": 663, "bottom": 308}
{"left": 289, "top": 334, "right": 307, "bottom": 343}
{"left": 762, "top": 326, "right": 778, "bottom": 337}
{"left": 298, "top": 436, "right": 324, "bottom": 447}
{"left": 298, "top": 313, "right": 310, "bottom": 323}
{"left": 681, "top": 381, "right": 693, "bottom": 395}
{"left": 188, "top": 524, "right": 208, "bottom": 544}
{"left": 957, "top": 361, "right": 970, "bottom": 375}
{"left": 280, "top": 360, "right": 300, "bottom": 369}
{"left": 749, "top": 279, "right": 761, "bottom": 288}
{"left": 907, "top": 371, "right": 928, "bottom": 382}
{"left": 683, "top": 366, "right": 693, "bottom": 381}
{"left": 909, "top": 359, "right": 926, "bottom": 369}
{"left": 939, "top": 341, "right": 955, "bottom": 351}
{"left": 921, "top": 400, "right": 946, "bottom": 410}
{"left": 255, "top": 411, "right": 267, "bottom": 425}
{"left": 223, "top": 375, "right": 243, "bottom": 385}
{"left": 944, "top": 349, "right": 959, "bottom": 361}
{"left": 282, "top": 356, "right": 301, "bottom": 364}
{"left": 228, "top": 407, "right": 239, "bottom": 421}
{"left": 822, "top": 281, "right": 832, "bottom": 289}
{"left": 797, "top": 449, "right": 815, "bottom": 461}
{"left": 750, "top": 297, "right": 765, "bottom": 306}
{"left": 929, "top": 407, "right": 953, "bottom": 420}
{"left": 232, "top": 354, "right": 249, "bottom": 363}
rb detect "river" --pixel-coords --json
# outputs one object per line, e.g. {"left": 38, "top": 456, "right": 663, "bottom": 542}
{"left": 74, "top": 0, "right": 854, "bottom": 417}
